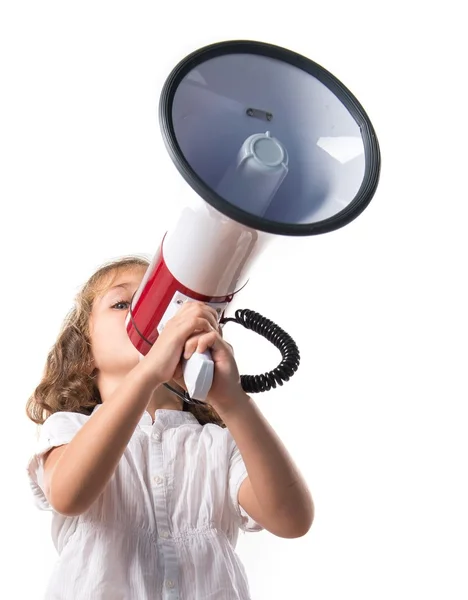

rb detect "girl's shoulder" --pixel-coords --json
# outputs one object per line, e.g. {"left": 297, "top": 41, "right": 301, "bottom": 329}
{"left": 197, "top": 421, "right": 237, "bottom": 451}
{"left": 39, "top": 409, "right": 91, "bottom": 436}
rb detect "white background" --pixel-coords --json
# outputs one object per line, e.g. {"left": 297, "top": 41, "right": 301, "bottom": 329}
{"left": 1, "top": 1, "right": 467, "bottom": 598}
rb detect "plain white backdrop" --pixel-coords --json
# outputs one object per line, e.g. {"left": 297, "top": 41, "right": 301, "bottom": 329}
{"left": 1, "top": 1, "right": 467, "bottom": 598}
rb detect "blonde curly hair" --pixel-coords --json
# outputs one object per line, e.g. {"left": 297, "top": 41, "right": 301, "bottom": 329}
{"left": 26, "top": 255, "right": 225, "bottom": 428}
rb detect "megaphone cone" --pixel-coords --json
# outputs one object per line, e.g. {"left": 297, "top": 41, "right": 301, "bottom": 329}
{"left": 127, "top": 40, "right": 381, "bottom": 402}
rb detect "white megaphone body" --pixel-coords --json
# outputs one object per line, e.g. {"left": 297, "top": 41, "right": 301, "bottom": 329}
{"left": 125, "top": 40, "right": 381, "bottom": 402}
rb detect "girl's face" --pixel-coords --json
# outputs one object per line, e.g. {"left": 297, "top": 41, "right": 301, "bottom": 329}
{"left": 89, "top": 267, "right": 146, "bottom": 377}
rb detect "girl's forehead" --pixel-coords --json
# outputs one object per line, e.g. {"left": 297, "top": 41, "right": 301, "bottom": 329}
{"left": 93, "top": 266, "right": 146, "bottom": 298}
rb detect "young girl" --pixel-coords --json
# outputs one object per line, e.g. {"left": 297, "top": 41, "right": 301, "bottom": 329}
{"left": 26, "top": 255, "right": 314, "bottom": 600}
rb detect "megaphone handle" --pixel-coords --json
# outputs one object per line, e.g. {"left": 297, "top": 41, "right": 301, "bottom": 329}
{"left": 182, "top": 349, "right": 214, "bottom": 402}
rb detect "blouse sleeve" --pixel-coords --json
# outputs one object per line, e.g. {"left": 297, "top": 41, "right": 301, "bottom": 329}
{"left": 26, "top": 411, "right": 87, "bottom": 511}
{"left": 227, "top": 435, "right": 264, "bottom": 533}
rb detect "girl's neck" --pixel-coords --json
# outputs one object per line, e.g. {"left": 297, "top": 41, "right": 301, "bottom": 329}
{"left": 97, "top": 371, "right": 183, "bottom": 418}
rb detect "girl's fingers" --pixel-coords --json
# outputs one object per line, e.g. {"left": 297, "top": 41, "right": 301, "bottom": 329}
{"left": 176, "top": 301, "right": 220, "bottom": 332}
{"left": 184, "top": 330, "right": 232, "bottom": 359}
{"left": 183, "top": 334, "right": 202, "bottom": 359}
{"left": 195, "top": 331, "right": 220, "bottom": 355}
{"left": 176, "top": 317, "right": 214, "bottom": 341}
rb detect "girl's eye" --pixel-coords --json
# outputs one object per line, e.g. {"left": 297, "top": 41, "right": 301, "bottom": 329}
{"left": 111, "top": 300, "right": 130, "bottom": 310}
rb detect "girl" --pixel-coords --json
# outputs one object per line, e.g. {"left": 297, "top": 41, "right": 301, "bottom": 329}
{"left": 26, "top": 255, "right": 314, "bottom": 600}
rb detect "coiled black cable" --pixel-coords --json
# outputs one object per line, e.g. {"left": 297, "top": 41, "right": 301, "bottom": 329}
{"left": 160, "top": 309, "right": 300, "bottom": 405}
{"left": 220, "top": 308, "right": 301, "bottom": 394}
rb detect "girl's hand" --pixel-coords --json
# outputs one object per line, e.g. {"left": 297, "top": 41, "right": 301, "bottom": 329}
{"left": 140, "top": 301, "right": 219, "bottom": 387}
{"left": 175, "top": 310, "right": 248, "bottom": 416}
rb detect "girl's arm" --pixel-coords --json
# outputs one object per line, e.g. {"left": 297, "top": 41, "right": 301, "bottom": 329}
{"left": 182, "top": 316, "right": 314, "bottom": 538}
{"left": 43, "top": 362, "right": 159, "bottom": 516}
{"left": 43, "top": 302, "right": 219, "bottom": 516}
{"left": 220, "top": 391, "right": 314, "bottom": 539}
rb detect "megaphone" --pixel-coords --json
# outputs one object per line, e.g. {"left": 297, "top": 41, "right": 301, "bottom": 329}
{"left": 126, "top": 40, "right": 381, "bottom": 403}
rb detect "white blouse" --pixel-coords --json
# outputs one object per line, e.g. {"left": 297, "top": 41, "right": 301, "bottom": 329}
{"left": 27, "top": 405, "right": 263, "bottom": 600}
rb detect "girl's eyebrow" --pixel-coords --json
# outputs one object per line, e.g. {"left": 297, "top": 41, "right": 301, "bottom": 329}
{"left": 99, "top": 282, "right": 133, "bottom": 302}
{"left": 109, "top": 283, "right": 131, "bottom": 291}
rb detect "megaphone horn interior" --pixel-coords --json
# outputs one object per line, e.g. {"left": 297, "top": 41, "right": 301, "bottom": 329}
{"left": 159, "top": 39, "right": 381, "bottom": 237}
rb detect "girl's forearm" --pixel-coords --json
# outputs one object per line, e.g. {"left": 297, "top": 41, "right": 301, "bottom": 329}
{"left": 219, "top": 393, "right": 314, "bottom": 531}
